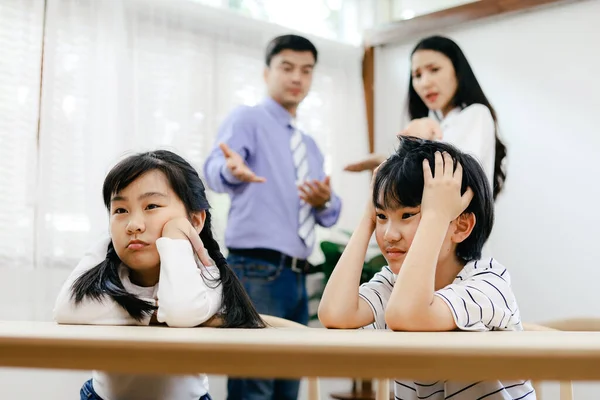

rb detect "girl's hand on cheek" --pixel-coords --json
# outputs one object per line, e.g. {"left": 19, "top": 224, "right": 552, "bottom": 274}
{"left": 161, "top": 218, "right": 213, "bottom": 267}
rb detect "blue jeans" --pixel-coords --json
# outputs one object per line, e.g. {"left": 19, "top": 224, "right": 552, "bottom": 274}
{"left": 80, "top": 379, "right": 213, "bottom": 400}
{"left": 226, "top": 253, "right": 308, "bottom": 400}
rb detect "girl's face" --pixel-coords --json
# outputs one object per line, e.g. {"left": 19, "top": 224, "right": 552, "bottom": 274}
{"left": 109, "top": 170, "right": 190, "bottom": 282}
{"left": 411, "top": 49, "right": 458, "bottom": 116}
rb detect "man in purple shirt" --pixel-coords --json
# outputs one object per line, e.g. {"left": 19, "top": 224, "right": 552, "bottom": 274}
{"left": 203, "top": 34, "right": 342, "bottom": 400}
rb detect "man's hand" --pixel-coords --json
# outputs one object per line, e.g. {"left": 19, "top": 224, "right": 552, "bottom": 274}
{"left": 298, "top": 176, "right": 332, "bottom": 209}
{"left": 219, "top": 143, "right": 266, "bottom": 183}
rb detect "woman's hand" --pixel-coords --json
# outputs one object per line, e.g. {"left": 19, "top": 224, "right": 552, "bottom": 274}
{"left": 399, "top": 118, "right": 443, "bottom": 141}
{"left": 161, "top": 218, "right": 213, "bottom": 267}
{"left": 344, "top": 118, "right": 441, "bottom": 174}
{"left": 344, "top": 153, "right": 387, "bottom": 172}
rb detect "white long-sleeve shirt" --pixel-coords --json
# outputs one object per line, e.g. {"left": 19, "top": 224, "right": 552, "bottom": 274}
{"left": 53, "top": 236, "right": 223, "bottom": 400}
{"left": 429, "top": 104, "right": 496, "bottom": 189}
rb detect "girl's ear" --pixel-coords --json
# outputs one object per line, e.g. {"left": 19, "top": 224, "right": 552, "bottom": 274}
{"left": 452, "top": 213, "right": 476, "bottom": 244}
{"left": 190, "top": 210, "right": 207, "bottom": 234}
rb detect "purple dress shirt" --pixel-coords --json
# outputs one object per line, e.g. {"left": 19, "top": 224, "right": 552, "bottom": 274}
{"left": 203, "top": 97, "right": 342, "bottom": 259}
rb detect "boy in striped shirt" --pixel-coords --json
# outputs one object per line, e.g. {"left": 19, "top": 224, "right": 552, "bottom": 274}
{"left": 318, "top": 136, "right": 535, "bottom": 399}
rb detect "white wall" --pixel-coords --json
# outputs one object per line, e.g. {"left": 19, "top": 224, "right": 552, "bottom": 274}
{"left": 375, "top": 0, "right": 600, "bottom": 398}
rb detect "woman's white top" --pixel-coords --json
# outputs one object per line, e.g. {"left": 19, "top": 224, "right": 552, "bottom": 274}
{"left": 429, "top": 103, "right": 496, "bottom": 190}
{"left": 53, "top": 236, "right": 223, "bottom": 400}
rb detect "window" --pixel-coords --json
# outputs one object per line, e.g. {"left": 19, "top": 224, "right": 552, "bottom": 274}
{"left": 0, "top": 0, "right": 44, "bottom": 269}
{"left": 192, "top": 0, "right": 366, "bottom": 45}
{"left": 32, "top": 0, "right": 368, "bottom": 268}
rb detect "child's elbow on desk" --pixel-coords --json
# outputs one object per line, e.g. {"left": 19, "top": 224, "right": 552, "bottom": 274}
{"left": 317, "top": 305, "right": 364, "bottom": 330}
{"left": 384, "top": 307, "right": 425, "bottom": 331}
{"left": 158, "top": 309, "right": 211, "bottom": 328}
{"left": 52, "top": 299, "right": 118, "bottom": 325}
{"left": 52, "top": 305, "right": 74, "bottom": 324}
{"left": 52, "top": 293, "right": 84, "bottom": 324}
{"left": 317, "top": 305, "right": 342, "bottom": 329}
{"left": 157, "top": 296, "right": 220, "bottom": 328}
{"left": 318, "top": 313, "right": 352, "bottom": 329}
{"left": 385, "top": 304, "right": 458, "bottom": 332}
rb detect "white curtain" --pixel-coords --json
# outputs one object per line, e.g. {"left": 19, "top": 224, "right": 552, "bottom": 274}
{"left": 0, "top": 0, "right": 44, "bottom": 269}
{"left": 5, "top": 0, "right": 368, "bottom": 270}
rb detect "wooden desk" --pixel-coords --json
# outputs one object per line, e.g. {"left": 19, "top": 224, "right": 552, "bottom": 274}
{"left": 1, "top": 321, "right": 599, "bottom": 381}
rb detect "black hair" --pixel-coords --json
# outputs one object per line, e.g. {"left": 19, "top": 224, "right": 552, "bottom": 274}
{"left": 408, "top": 35, "right": 507, "bottom": 200}
{"left": 265, "top": 34, "right": 318, "bottom": 66}
{"left": 373, "top": 136, "right": 494, "bottom": 262}
{"left": 71, "top": 150, "right": 265, "bottom": 328}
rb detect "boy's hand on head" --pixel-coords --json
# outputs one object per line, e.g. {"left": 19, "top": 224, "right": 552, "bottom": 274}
{"left": 421, "top": 151, "right": 473, "bottom": 222}
{"left": 370, "top": 162, "right": 385, "bottom": 190}
{"left": 399, "top": 118, "right": 443, "bottom": 141}
{"left": 219, "top": 143, "right": 266, "bottom": 183}
{"left": 298, "top": 176, "right": 331, "bottom": 209}
{"left": 161, "top": 218, "right": 214, "bottom": 267}
{"left": 364, "top": 162, "right": 385, "bottom": 223}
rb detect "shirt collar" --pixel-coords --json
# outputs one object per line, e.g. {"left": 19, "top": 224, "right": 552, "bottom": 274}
{"left": 428, "top": 106, "right": 461, "bottom": 122}
{"left": 261, "top": 96, "right": 294, "bottom": 128}
{"left": 119, "top": 263, "right": 158, "bottom": 298}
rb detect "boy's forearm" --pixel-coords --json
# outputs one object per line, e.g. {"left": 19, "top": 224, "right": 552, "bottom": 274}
{"left": 386, "top": 215, "right": 447, "bottom": 324}
{"left": 318, "top": 211, "right": 374, "bottom": 324}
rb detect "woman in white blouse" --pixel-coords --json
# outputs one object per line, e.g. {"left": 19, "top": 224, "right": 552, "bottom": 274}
{"left": 347, "top": 35, "right": 507, "bottom": 199}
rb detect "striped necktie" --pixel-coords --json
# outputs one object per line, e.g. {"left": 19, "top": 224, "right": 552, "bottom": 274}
{"left": 290, "top": 120, "right": 315, "bottom": 249}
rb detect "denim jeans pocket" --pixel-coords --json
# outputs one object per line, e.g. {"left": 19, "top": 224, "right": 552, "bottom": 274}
{"left": 247, "top": 262, "right": 282, "bottom": 280}
{"left": 229, "top": 256, "right": 283, "bottom": 282}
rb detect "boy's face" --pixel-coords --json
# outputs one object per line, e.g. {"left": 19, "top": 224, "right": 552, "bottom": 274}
{"left": 374, "top": 201, "right": 457, "bottom": 274}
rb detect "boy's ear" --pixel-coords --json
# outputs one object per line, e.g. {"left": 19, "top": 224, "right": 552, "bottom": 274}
{"left": 190, "top": 210, "right": 207, "bottom": 234}
{"left": 452, "top": 213, "right": 476, "bottom": 244}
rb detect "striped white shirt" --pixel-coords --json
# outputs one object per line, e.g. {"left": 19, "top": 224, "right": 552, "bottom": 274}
{"left": 358, "top": 258, "right": 536, "bottom": 400}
